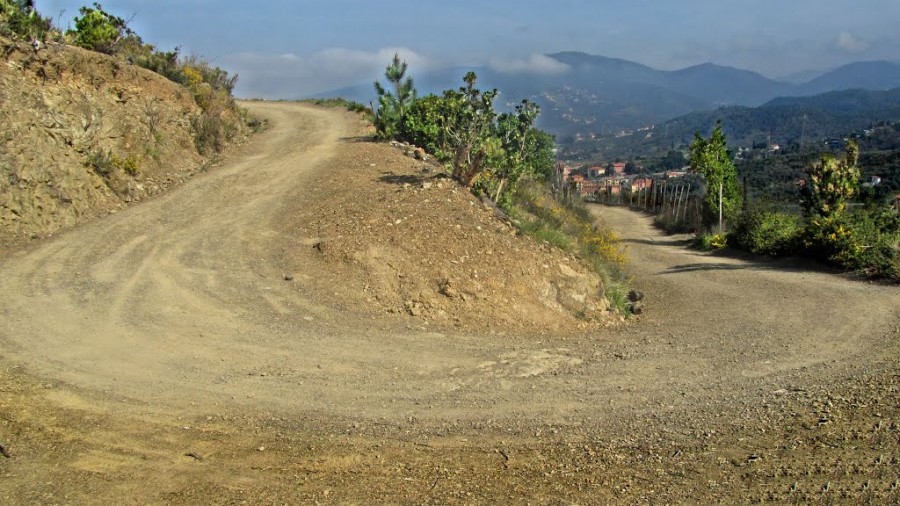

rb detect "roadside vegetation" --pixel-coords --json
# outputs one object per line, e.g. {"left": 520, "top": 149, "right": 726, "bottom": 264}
{"left": 0, "top": 0, "right": 52, "bottom": 40}
{"left": 1, "top": 1, "right": 250, "bottom": 155}
{"left": 512, "top": 182, "right": 631, "bottom": 313}
{"left": 685, "top": 126, "right": 900, "bottom": 281}
{"left": 302, "top": 97, "right": 370, "bottom": 114}
{"left": 370, "top": 55, "right": 630, "bottom": 312}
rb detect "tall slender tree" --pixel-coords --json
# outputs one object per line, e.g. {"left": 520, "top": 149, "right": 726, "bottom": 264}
{"left": 444, "top": 72, "right": 498, "bottom": 186}
{"left": 690, "top": 121, "right": 741, "bottom": 231}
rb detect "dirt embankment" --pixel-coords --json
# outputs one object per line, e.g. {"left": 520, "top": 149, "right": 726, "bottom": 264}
{"left": 0, "top": 37, "right": 246, "bottom": 249}
{"left": 281, "top": 135, "right": 613, "bottom": 335}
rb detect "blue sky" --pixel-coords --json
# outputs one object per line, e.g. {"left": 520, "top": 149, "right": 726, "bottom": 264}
{"left": 37, "top": 0, "right": 900, "bottom": 98}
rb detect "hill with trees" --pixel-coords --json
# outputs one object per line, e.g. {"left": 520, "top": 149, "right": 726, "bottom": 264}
{"left": 0, "top": 1, "right": 254, "bottom": 247}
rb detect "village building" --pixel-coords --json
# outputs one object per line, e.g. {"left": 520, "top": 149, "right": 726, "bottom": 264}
{"left": 630, "top": 177, "right": 653, "bottom": 192}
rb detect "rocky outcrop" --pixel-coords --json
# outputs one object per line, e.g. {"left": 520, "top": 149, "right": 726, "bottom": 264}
{"left": 0, "top": 37, "right": 232, "bottom": 247}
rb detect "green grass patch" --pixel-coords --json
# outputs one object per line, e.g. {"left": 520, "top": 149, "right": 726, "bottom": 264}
{"left": 509, "top": 181, "right": 632, "bottom": 315}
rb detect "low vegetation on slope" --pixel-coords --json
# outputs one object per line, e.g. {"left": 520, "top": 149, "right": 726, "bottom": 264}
{"left": 0, "top": 1, "right": 257, "bottom": 247}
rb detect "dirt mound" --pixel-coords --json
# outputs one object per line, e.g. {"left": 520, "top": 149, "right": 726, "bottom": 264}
{"left": 0, "top": 37, "right": 245, "bottom": 249}
{"left": 279, "top": 129, "right": 613, "bottom": 335}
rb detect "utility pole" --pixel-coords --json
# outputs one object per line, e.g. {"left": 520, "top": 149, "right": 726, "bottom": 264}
{"left": 716, "top": 150, "right": 723, "bottom": 232}
{"left": 800, "top": 114, "right": 807, "bottom": 151}
{"left": 718, "top": 182, "right": 724, "bottom": 233}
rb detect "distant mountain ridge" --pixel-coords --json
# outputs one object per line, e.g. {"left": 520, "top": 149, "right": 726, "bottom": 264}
{"left": 315, "top": 52, "right": 900, "bottom": 137}
{"left": 799, "top": 60, "right": 900, "bottom": 95}
{"left": 565, "top": 87, "right": 900, "bottom": 161}
{"left": 676, "top": 87, "right": 900, "bottom": 146}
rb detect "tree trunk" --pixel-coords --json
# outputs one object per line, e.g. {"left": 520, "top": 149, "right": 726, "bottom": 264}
{"left": 493, "top": 178, "right": 506, "bottom": 202}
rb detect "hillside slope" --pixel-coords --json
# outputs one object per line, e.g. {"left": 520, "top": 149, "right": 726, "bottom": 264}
{"left": 0, "top": 37, "right": 245, "bottom": 249}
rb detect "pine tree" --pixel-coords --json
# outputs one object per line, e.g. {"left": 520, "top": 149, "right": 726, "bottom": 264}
{"left": 373, "top": 53, "right": 416, "bottom": 140}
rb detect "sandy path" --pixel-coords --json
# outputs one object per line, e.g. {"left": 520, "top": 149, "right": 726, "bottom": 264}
{"left": 1, "top": 103, "right": 898, "bottom": 503}
{"left": 599, "top": 204, "right": 899, "bottom": 383}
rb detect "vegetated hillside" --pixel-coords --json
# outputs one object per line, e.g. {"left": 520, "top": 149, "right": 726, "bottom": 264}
{"left": 566, "top": 87, "right": 900, "bottom": 161}
{"left": 0, "top": 36, "right": 248, "bottom": 249}
{"left": 739, "top": 121, "right": 900, "bottom": 205}
{"left": 316, "top": 53, "right": 900, "bottom": 139}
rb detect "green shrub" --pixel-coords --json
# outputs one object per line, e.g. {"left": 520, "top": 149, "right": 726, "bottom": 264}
{"left": 374, "top": 54, "right": 416, "bottom": 140}
{"left": 85, "top": 149, "right": 140, "bottom": 178}
{"left": 177, "top": 57, "right": 242, "bottom": 155}
{"left": 0, "top": 0, "right": 53, "bottom": 40}
{"left": 653, "top": 214, "right": 696, "bottom": 234}
{"left": 69, "top": 2, "right": 130, "bottom": 54}
{"left": 399, "top": 95, "right": 453, "bottom": 160}
{"left": 191, "top": 113, "right": 226, "bottom": 155}
{"left": 241, "top": 108, "right": 267, "bottom": 133}
{"left": 305, "top": 98, "right": 371, "bottom": 114}
{"left": 604, "top": 283, "right": 631, "bottom": 316}
{"left": 732, "top": 209, "right": 802, "bottom": 256}
{"left": 129, "top": 45, "right": 184, "bottom": 84}
{"left": 804, "top": 209, "right": 900, "bottom": 280}
{"left": 694, "top": 231, "right": 727, "bottom": 250}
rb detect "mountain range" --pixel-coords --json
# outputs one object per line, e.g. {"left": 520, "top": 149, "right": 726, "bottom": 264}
{"left": 564, "top": 87, "right": 900, "bottom": 161}
{"left": 318, "top": 52, "right": 900, "bottom": 137}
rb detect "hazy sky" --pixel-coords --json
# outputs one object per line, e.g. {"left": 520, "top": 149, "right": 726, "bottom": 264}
{"left": 37, "top": 0, "right": 900, "bottom": 99}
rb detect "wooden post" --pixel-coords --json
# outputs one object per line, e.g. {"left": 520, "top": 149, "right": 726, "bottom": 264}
{"left": 659, "top": 182, "right": 667, "bottom": 215}
{"left": 674, "top": 185, "right": 683, "bottom": 223}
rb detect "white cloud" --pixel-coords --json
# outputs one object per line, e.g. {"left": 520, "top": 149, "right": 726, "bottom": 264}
{"left": 224, "top": 47, "right": 430, "bottom": 99}
{"left": 488, "top": 54, "right": 570, "bottom": 75}
{"left": 835, "top": 32, "right": 869, "bottom": 53}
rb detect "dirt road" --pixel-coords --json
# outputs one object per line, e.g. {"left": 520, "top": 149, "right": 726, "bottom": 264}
{"left": 1, "top": 103, "right": 898, "bottom": 504}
